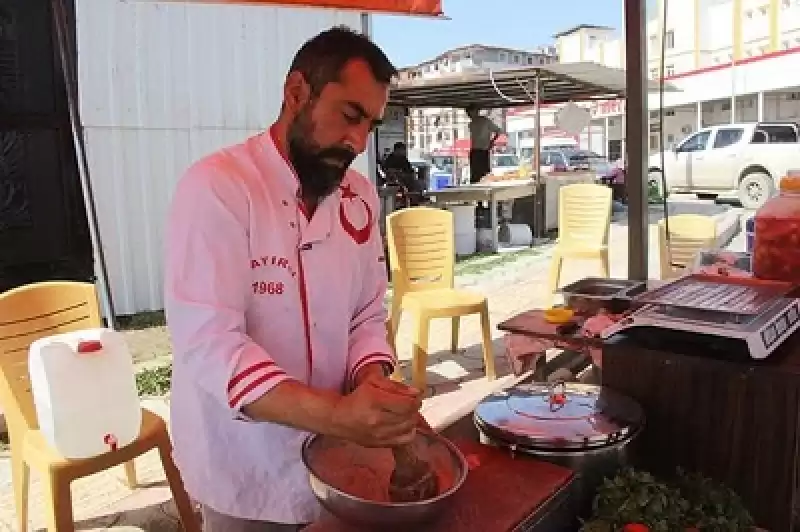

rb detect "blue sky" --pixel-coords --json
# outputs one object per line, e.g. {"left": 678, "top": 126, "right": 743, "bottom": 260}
{"left": 372, "top": 0, "right": 654, "bottom": 67}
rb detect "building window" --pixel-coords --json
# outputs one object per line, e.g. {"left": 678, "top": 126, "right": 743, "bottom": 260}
{"left": 665, "top": 64, "right": 675, "bottom": 76}
{"left": 649, "top": 67, "right": 659, "bottom": 78}
{"left": 784, "top": 40, "right": 791, "bottom": 49}
{"left": 745, "top": 9, "right": 753, "bottom": 17}
{"left": 527, "top": 56, "right": 534, "bottom": 65}
{"left": 759, "top": 5, "right": 768, "bottom": 14}
{"left": 665, "top": 30, "right": 675, "bottom": 49}
{"left": 499, "top": 52, "right": 507, "bottom": 61}
{"left": 513, "top": 54, "right": 520, "bottom": 63}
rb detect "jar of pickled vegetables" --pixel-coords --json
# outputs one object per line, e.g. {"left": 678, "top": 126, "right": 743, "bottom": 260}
{"left": 753, "top": 173, "right": 800, "bottom": 283}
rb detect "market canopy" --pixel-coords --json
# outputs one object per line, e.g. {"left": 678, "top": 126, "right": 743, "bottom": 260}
{"left": 389, "top": 62, "right": 677, "bottom": 109}
{"left": 144, "top": 0, "right": 443, "bottom": 15}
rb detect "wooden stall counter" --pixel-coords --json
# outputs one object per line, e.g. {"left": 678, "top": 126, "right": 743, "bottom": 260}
{"left": 603, "top": 332, "right": 800, "bottom": 531}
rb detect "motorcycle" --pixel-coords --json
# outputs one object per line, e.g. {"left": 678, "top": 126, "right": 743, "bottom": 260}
{"left": 380, "top": 168, "right": 429, "bottom": 208}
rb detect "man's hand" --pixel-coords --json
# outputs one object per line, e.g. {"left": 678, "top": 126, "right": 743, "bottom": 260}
{"left": 331, "top": 375, "right": 422, "bottom": 447}
{"left": 353, "top": 361, "right": 392, "bottom": 389}
{"left": 417, "top": 412, "right": 434, "bottom": 433}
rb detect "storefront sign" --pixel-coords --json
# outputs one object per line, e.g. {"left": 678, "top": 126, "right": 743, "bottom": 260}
{"left": 590, "top": 99, "right": 626, "bottom": 118}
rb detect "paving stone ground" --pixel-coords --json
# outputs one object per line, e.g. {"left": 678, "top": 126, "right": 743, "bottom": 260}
{"left": 0, "top": 199, "right": 743, "bottom": 531}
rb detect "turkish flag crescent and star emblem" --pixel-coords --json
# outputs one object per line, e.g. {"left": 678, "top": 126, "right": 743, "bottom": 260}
{"left": 339, "top": 184, "right": 373, "bottom": 245}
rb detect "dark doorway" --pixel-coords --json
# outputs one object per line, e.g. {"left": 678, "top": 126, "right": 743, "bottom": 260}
{"left": 608, "top": 139, "right": 622, "bottom": 162}
{"left": 0, "top": 0, "right": 92, "bottom": 292}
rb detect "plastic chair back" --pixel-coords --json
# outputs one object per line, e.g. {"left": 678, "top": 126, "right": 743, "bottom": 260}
{"left": 558, "top": 183, "right": 612, "bottom": 249}
{"left": 387, "top": 207, "right": 455, "bottom": 297}
{"left": 0, "top": 282, "right": 101, "bottom": 432}
{"left": 658, "top": 214, "right": 717, "bottom": 278}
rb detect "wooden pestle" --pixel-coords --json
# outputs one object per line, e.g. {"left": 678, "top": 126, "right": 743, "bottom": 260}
{"left": 388, "top": 443, "right": 439, "bottom": 502}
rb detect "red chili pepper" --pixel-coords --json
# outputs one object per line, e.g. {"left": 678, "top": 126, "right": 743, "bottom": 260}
{"left": 622, "top": 524, "right": 649, "bottom": 532}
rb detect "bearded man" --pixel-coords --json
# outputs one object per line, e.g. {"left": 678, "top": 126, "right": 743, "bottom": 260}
{"left": 164, "top": 27, "right": 423, "bottom": 532}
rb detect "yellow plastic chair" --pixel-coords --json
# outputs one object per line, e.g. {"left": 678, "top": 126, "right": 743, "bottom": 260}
{"left": 386, "top": 207, "right": 496, "bottom": 391}
{"left": 658, "top": 214, "right": 718, "bottom": 279}
{"left": 548, "top": 183, "right": 613, "bottom": 300}
{"left": 0, "top": 281, "right": 198, "bottom": 532}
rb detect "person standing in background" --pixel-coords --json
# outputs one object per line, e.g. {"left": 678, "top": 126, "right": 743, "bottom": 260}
{"left": 466, "top": 105, "right": 504, "bottom": 184}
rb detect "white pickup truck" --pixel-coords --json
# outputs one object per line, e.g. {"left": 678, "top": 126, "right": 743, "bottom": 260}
{"left": 648, "top": 122, "right": 800, "bottom": 209}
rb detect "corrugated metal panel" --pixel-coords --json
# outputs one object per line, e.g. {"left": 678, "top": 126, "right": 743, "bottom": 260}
{"left": 75, "top": 0, "right": 367, "bottom": 314}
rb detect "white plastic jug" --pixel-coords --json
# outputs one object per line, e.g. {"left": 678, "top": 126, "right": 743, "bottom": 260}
{"left": 28, "top": 328, "right": 142, "bottom": 459}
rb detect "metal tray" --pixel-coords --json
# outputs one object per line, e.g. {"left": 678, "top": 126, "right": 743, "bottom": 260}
{"left": 557, "top": 277, "right": 645, "bottom": 299}
{"left": 558, "top": 278, "right": 647, "bottom": 314}
{"left": 633, "top": 274, "right": 792, "bottom": 315}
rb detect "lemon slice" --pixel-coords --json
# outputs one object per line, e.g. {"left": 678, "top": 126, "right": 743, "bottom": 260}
{"left": 543, "top": 308, "right": 575, "bottom": 324}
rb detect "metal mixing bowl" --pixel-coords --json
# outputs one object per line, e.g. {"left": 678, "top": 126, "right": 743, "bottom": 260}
{"left": 302, "top": 432, "right": 468, "bottom": 529}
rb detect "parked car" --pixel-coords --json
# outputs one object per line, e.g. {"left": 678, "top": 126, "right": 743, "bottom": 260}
{"left": 537, "top": 148, "right": 609, "bottom": 174}
{"left": 491, "top": 153, "right": 522, "bottom": 176}
{"left": 648, "top": 121, "right": 800, "bottom": 209}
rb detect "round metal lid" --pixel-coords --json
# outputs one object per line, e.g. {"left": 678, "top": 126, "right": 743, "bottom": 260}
{"left": 473, "top": 382, "right": 645, "bottom": 450}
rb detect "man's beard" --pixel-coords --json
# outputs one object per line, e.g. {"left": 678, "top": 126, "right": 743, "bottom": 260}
{"left": 287, "top": 106, "right": 356, "bottom": 201}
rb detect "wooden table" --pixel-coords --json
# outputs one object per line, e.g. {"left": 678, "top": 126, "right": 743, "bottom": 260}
{"left": 603, "top": 331, "right": 800, "bottom": 531}
{"left": 425, "top": 180, "right": 538, "bottom": 252}
{"left": 497, "top": 310, "right": 603, "bottom": 373}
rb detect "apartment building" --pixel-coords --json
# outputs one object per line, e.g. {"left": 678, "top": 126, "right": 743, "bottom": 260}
{"left": 507, "top": 0, "right": 800, "bottom": 157}
{"left": 399, "top": 44, "right": 558, "bottom": 156}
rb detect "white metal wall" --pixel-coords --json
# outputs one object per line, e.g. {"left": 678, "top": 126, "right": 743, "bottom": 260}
{"left": 76, "top": 0, "right": 366, "bottom": 314}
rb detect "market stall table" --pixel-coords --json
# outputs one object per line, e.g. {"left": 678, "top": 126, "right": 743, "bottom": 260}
{"left": 425, "top": 180, "right": 538, "bottom": 252}
{"left": 493, "top": 273, "right": 800, "bottom": 530}
{"left": 498, "top": 310, "right": 605, "bottom": 370}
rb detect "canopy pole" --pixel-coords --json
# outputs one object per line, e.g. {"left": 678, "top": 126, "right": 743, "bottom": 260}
{"left": 624, "top": 0, "right": 649, "bottom": 280}
{"left": 533, "top": 75, "right": 547, "bottom": 243}
{"left": 52, "top": 0, "right": 118, "bottom": 327}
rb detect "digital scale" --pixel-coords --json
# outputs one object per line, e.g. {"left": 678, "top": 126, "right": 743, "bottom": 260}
{"left": 601, "top": 274, "right": 800, "bottom": 360}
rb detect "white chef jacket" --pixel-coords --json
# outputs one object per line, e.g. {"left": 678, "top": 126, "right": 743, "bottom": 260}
{"left": 164, "top": 128, "right": 396, "bottom": 524}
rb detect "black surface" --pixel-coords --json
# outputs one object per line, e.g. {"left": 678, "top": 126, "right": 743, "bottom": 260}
{"left": 605, "top": 326, "right": 761, "bottom": 363}
{"left": 0, "top": 0, "right": 93, "bottom": 291}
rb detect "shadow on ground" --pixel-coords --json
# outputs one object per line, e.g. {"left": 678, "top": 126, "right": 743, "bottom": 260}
{"left": 612, "top": 199, "right": 733, "bottom": 227}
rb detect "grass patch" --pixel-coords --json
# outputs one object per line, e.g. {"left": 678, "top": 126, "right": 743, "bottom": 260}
{"left": 455, "top": 247, "right": 545, "bottom": 277}
{"left": 117, "top": 310, "right": 165, "bottom": 331}
{"left": 135, "top": 364, "right": 172, "bottom": 397}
